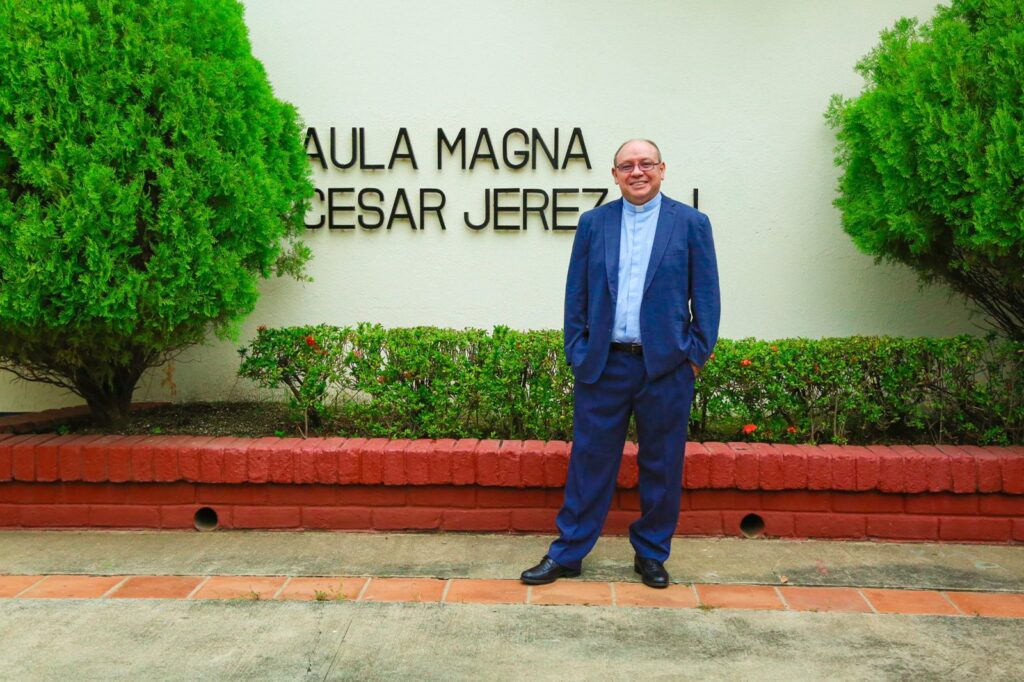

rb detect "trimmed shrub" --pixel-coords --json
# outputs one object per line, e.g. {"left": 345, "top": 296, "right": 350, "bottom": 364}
{"left": 237, "top": 325, "right": 348, "bottom": 434}
{"left": 826, "top": 0, "right": 1024, "bottom": 341}
{"left": 238, "top": 326, "right": 1024, "bottom": 445}
{"left": 239, "top": 324, "right": 575, "bottom": 440}
{"left": 0, "top": 0, "right": 312, "bottom": 426}
{"left": 701, "top": 336, "right": 1023, "bottom": 445}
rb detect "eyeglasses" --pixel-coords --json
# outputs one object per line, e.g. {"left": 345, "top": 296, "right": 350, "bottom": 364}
{"left": 615, "top": 160, "right": 661, "bottom": 173}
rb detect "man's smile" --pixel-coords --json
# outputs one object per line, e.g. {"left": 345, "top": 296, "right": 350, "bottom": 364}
{"left": 612, "top": 140, "right": 665, "bottom": 205}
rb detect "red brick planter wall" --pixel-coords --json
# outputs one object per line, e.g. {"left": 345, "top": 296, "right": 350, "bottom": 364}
{"left": 0, "top": 433, "right": 1021, "bottom": 542}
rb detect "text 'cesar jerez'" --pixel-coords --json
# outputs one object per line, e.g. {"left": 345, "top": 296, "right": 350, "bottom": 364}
{"left": 304, "top": 127, "right": 607, "bottom": 231}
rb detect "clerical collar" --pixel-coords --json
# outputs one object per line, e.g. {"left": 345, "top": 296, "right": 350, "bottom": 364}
{"left": 623, "top": 192, "right": 662, "bottom": 214}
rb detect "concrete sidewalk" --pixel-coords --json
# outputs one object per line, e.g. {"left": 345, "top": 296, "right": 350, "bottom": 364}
{"left": 2, "top": 530, "right": 1023, "bottom": 590}
{"left": 1, "top": 531, "right": 1023, "bottom": 681}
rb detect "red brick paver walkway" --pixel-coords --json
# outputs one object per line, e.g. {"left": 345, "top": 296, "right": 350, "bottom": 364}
{"left": 2, "top": 574, "right": 1023, "bottom": 618}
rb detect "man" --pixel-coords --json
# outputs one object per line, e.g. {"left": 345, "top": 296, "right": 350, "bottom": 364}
{"left": 521, "top": 139, "right": 720, "bottom": 588}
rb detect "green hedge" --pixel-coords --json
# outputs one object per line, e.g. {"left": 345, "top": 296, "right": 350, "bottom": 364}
{"left": 237, "top": 325, "right": 1024, "bottom": 445}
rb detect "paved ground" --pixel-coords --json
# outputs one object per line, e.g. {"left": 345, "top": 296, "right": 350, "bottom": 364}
{"left": 1, "top": 531, "right": 1022, "bottom": 681}
{"left": 4, "top": 531, "right": 1024, "bottom": 590}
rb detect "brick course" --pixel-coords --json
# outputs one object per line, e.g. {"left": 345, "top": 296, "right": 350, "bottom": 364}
{"left": 0, "top": 431, "right": 1018, "bottom": 541}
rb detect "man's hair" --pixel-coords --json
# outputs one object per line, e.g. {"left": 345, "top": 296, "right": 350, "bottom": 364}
{"left": 613, "top": 138, "right": 662, "bottom": 166}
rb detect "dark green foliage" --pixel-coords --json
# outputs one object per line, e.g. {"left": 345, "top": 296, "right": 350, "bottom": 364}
{"left": 0, "top": 0, "right": 312, "bottom": 425}
{"left": 826, "top": 0, "right": 1024, "bottom": 341}
{"left": 238, "top": 326, "right": 1024, "bottom": 445}
{"left": 239, "top": 324, "right": 575, "bottom": 440}
{"left": 235, "top": 325, "right": 347, "bottom": 435}
{"left": 340, "top": 325, "right": 572, "bottom": 440}
{"left": 702, "top": 335, "right": 1023, "bottom": 445}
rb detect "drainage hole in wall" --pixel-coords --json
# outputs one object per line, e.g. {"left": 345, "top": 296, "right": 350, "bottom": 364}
{"left": 739, "top": 513, "right": 765, "bottom": 538}
{"left": 194, "top": 507, "right": 219, "bottom": 532}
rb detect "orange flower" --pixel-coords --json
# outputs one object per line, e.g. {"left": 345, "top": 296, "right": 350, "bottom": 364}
{"left": 740, "top": 359, "right": 752, "bottom": 367}
{"left": 305, "top": 335, "right": 316, "bottom": 347}
{"left": 771, "top": 345, "right": 779, "bottom": 352}
{"left": 742, "top": 423, "right": 757, "bottom": 434}
{"left": 786, "top": 425, "right": 797, "bottom": 434}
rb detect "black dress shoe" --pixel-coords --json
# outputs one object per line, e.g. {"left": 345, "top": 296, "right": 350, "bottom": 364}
{"left": 520, "top": 556, "right": 581, "bottom": 585}
{"left": 634, "top": 556, "right": 670, "bottom": 589}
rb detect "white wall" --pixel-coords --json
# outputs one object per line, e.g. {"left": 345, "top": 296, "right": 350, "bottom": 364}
{"left": 3, "top": 0, "right": 979, "bottom": 412}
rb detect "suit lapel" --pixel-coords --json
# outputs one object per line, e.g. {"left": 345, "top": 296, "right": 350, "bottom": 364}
{"left": 603, "top": 199, "right": 623, "bottom": 300}
{"left": 643, "top": 198, "right": 677, "bottom": 295}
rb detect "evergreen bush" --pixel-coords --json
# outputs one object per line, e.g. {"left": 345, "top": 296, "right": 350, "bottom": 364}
{"left": 826, "top": 0, "right": 1024, "bottom": 341}
{"left": 0, "top": 0, "right": 312, "bottom": 425}
{"left": 239, "top": 326, "right": 1024, "bottom": 445}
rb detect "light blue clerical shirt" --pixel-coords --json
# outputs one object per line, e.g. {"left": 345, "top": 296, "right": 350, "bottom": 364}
{"left": 612, "top": 192, "right": 662, "bottom": 343}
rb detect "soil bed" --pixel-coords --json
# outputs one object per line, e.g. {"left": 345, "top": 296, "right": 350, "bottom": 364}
{"left": 48, "top": 401, "right": 1015, "bottom": 446}
{"left": 71, "top": 402, "right": 319, "bottom": 439}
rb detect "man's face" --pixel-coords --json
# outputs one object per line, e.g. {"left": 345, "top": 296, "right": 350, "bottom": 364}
{"left": 612, "top": 140, "right": 665, "bottom": 205}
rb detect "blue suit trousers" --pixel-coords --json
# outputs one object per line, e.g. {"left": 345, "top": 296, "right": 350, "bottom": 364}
{"left": 547, "top": 352, "right": 696, "bottom": 570}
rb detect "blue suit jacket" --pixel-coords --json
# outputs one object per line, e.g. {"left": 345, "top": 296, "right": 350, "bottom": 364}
{"left": 564, "top": 194, "right": 721, "bottom": 384}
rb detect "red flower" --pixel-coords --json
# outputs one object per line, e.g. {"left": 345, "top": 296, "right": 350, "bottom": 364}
{"left": 771, "top": 345, "right": 779, "bottom": 352}
{"left": 786, "top": 426, "right": 797, "bottom": 434}
{"left": 741, "top": 423, "right": 757, "bottom": 434}
{"left": 305, "top": 335, "right": 316, "bottom": 347}
{"left": 376, "top": 375, "right": 386, "bottom": 384}
{"left": 740, "top": 359, "right": 752, "bottom": 367}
